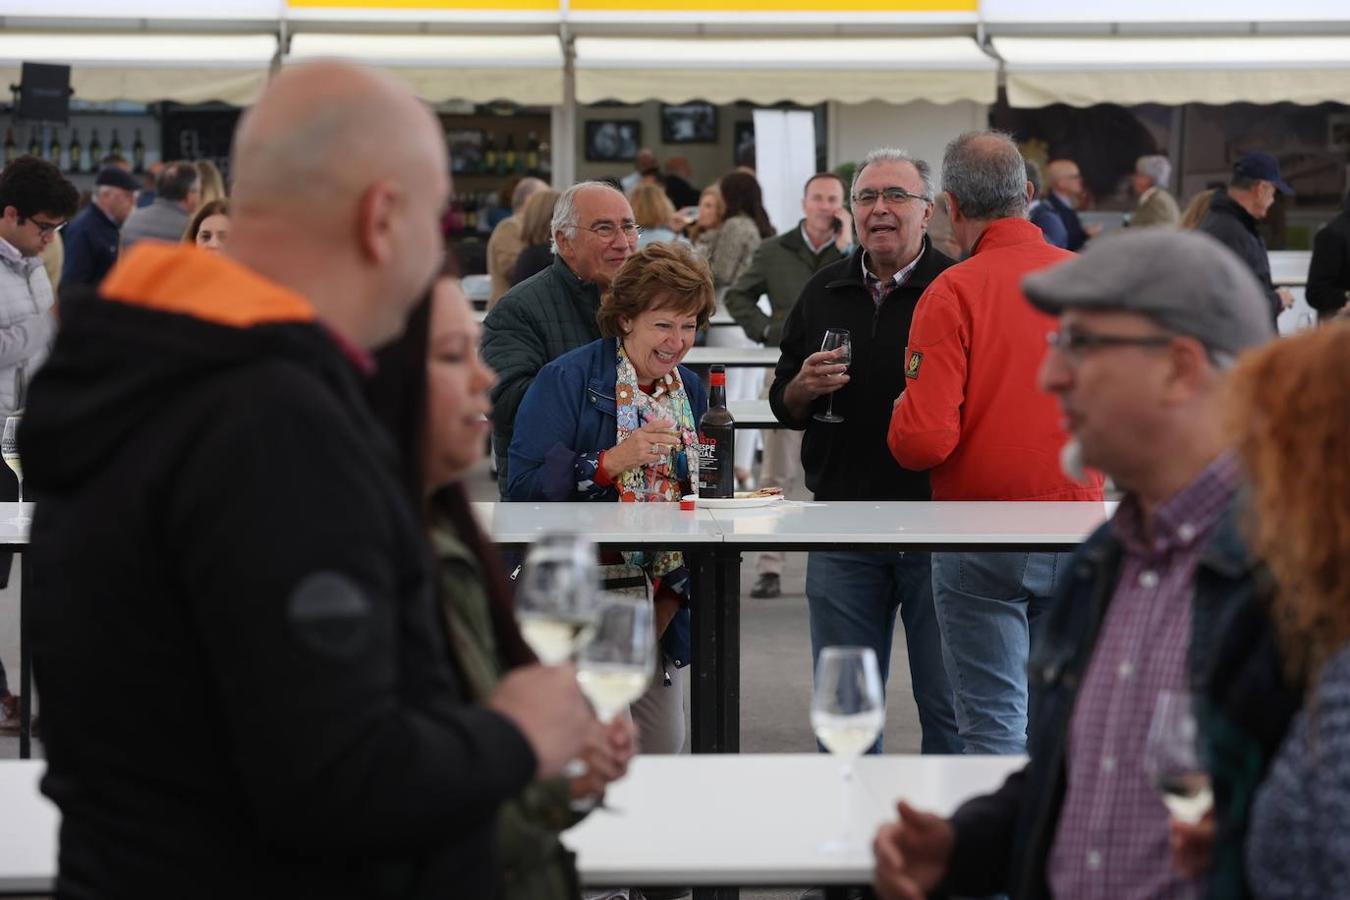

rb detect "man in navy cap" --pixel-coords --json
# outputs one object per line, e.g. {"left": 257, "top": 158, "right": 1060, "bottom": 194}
{"left": 60, "top": 165, "right": 140, "bottom": 292}
{"left": 1198, "top": 152, "right": 1296, "bottom": 322}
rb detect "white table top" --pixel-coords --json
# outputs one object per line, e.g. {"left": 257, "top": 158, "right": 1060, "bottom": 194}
{"left": 472, "top": 500, "right": 723, "bottom": 545}
{"left": 728, "top": 399, "right": 781, "bottom": 428}
{"left": 1268, "top": 250, "right": 1310, "bottom": 287}
{"left": 707, "top": 500, "right": 1117, "bottom": 548}
{"left": 683, "top": 346, "right": 781, "bottom": 368}
{"left": 565, "top": 753, "right": 1024, "bottom": 886}
{"left": 0, "top": 504, "right": 32, "bottom": 547}
{"left": 0, "top": 762, "right": 58, "bottom": 893}
{"left": 473, "top": 309, "right": 737, "bottom": 326}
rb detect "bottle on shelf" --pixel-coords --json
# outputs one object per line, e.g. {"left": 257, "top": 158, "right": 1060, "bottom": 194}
{"left": 524, "top": 132, "right": 540, "bottom": 175}
{"left": 482, "top": 133, "right": 497, "bottom": 177}
{"left": 3, "top": 129, "right": 16, "bottom": 167}
{"left": 110, "top": 128, "right": 123, "bottom": 160}
{"left": 26, "top": 128, "right": 40, "bottom": 159}
{"left": 697, "top": 365, "right": 736, "bottom": 499}
{"left": 464, "top": 193, "right": 479, "bottom": 232}
{"left": 67, "top": 130, "right": 82, "bottom": 175}
{"left": 502, "top": 134, "right": 517, "bottom": 176}
{"left": 89, "top": 129, "right": 103, "bottom": 163}
{"left": 132, "top": 129, "right": 146, "bottom": 173}
{"left": 538, "top": 141, "right": 552, "bottom": 178}
{"left": 47, "top": 129, "right": 62, "bottom": 168}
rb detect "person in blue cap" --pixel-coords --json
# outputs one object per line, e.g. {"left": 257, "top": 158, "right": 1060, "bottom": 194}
{"left": 1198, "top": 151, "right": 1296, "bottom": 323}
{"left": 59, "top": 165, "right": 140, "bottom": 293}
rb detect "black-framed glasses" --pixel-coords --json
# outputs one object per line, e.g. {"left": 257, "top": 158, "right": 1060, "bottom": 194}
{"left": 850, "top": 187, "right": 931, "bottom": 207}
{"left": 581, "top": 221, "right": 641, "bottom": 241}
{"left": 1046, "top": 329, "right": 1174, "bottom": 361}
{"left": 28, "top": 217, "right": 66, "bottom": 236}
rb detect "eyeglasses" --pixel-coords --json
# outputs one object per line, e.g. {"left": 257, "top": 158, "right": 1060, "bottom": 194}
{"left": 28, "top": 217, "right": 66, "bottom": 236}
{"left": 581, "top": 221, "right": 641, "bottom": 241}
{"left": 850, "top": 187, "right": 931, "bottom": 208}
{"left": 1046, "top": 329, "right": 1174, "bottom": 362}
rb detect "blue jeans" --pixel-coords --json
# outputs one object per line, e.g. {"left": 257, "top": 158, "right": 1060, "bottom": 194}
{"left": 806, "top": 551, "right": 962, "bottom": 754}
{"left": 931, "top": 552, "right": 1072, "bottom": 755}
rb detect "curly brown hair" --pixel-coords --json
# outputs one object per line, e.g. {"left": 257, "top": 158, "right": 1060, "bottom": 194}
{"left": 1225, "top": 321, "right": 1350, "bottom": 680}
{"left": 596, "top": 241, "right": 715, "bottom": 338}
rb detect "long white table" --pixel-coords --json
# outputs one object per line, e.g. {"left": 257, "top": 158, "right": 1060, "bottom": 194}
{"left": 566, "top": 754, "right": 1024, "bottom": 889}
{"left": 0, "top": 761, "right": 57, "bottom": 894}
{"left": 683, "top": 346, "right": 780, "bottom": 368}
{"left": 727, "top": 399, "right": 780, "bottom": 429}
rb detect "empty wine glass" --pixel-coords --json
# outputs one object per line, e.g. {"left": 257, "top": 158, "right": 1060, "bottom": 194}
{"left": 811, "top": 645, "right": 884, "bottom": 854}
{"left": 514, "top": 532, "right": 600, "bottom": 665}
{"left": 1143, "top": 690, "right": 1213, "bottom": 825}
{"left": 2, "top": 415, "right": 29, "bottom": 528}
{"left": 813, "top": 328, "right": 852, "bottom": 424}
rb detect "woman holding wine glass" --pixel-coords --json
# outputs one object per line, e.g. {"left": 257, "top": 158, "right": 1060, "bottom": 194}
{"left": 367, "top": 265, "right": 635, "bottom": 900}
{"left": 508, "top": 241, "right": 716, "bottom": 756}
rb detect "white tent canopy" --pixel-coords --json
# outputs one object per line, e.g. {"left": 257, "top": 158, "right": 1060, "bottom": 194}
{"left": 285, "top": 34, "right": 564, "bottom": 105}
{"left": 994, "top": 36, "right": 1350, "bottom": 108}
{"left": 573, "top": 36, "right": 997, "bottom": 106}
{"left": 0, "top": 33, "right": 278, "bottom": 105}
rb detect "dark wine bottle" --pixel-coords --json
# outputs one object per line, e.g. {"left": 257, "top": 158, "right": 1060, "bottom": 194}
{"left": 3, "top": 129, "right": 16, "bottom": 166}
{"left": 132, "top": 129, "right": 145, "bottom": 173}
{"left": 68, "top": 130, "right": 82, "bottom": 174}
{"left": 27, "top": 128, "right": 41, "bottom": 159}
{"left": 89, "top": 129, "right": 103, "bottom": 162}
{"left": 48, "top": 129, "right": 61, "bottom": 167}
{"left": 110, "top": 128, "right": 123, "bottom": 159}
{"left": 482, "top": 133, "right": 497, "bottom": 176}
{"left": 524, "top": 131, "right": 540, "bottom": 174}
{"left": 697, "top": 365, "right": 736, "bottom": 499}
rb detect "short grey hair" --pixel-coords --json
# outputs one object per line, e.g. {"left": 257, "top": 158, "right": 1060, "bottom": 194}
{"left": 1135, "top": 154, "right": 1171, "bottom": 189}
{"left": 941, "top": 131, "right": 1029, "bottom": 221}
{"left": 850, "top": 148, "right": 935, "bottom": 202}
{"left": 550, "top": 181, "right": 625, "bottom": 254}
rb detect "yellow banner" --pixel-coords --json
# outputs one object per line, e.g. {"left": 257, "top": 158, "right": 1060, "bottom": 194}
{"left": 288, "top": 0, "right": 558, "bottom": 9}
{"left": 569, "top": 0, "right": 974, "bottom": 10}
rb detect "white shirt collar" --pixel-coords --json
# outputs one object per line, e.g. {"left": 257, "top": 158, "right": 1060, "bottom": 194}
{"left": 800, "top": 223, "right": 835, "bottom": 255}
{"left": 0, "top": 236, "right": 23, "bottom": 265}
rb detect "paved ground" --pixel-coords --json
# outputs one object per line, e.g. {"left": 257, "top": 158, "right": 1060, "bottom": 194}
{"left": 0, "top": 459, "right": 925, "bottom": 899}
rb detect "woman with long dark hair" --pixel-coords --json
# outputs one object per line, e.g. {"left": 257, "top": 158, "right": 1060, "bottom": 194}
{"left": 367, "top": 263, "right": 635, "bottom": 900}
{"left": 701, "top": 170, "right": 773, "bottom": 289}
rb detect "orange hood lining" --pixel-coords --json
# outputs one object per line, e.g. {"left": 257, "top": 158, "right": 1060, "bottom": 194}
{"left": 101, "top": 243, "right": 317, "bottom": 329}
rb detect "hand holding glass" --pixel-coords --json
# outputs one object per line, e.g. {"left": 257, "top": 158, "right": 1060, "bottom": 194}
{"left": 1143, "top": 690, "right": 1213, "bottom": 825}
{"left": 813, "top": 329, "right": 852, "bottom": 424}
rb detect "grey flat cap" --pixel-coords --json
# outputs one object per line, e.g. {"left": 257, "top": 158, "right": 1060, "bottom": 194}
{"left": 1023, "top": 229, "right": 1274, "bottom": 358}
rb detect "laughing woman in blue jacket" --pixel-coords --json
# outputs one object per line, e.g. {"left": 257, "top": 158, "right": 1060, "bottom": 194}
{"left": 507, "top": 241, "right": 714, "bottom": 755}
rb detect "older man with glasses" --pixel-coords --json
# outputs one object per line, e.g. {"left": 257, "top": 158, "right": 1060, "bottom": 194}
{"left": 769, "top": 147, "right": 962, "bottom": 755}
{"left": 0, "top": 154, "right": 76, "bottom": 731}
{"left": 483, "top": 181, "right": 639, "bottom": 494}
{"left": 888, "top": 131, "right": 1105, "bottom": 757}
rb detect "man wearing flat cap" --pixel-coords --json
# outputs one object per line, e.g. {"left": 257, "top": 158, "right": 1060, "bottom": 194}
{"left": 873, "top": 230, "right": 1287, "bottom": 900}
{"left": 1199, "top": 152, "right": 1296, "bottom": 323}
{"left": 60, "top": 166, "right": 140, "bottom": 291}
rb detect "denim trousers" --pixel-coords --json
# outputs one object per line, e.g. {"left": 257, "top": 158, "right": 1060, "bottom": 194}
{"left": 930, "top": 551, "right": 1073, "bottom": 755}
{"left": 805, "top": 551, "right": 962, "bottom": 754}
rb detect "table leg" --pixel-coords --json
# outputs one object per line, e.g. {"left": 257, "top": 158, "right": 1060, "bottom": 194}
{"left": 19, "top": 550, "right": 30, "bottom": 759}
{"left": 715, "top": 548, "right": 741, "bottom": 753}
{"left": 688, "top": 548, "right": 720, "bottom": 754}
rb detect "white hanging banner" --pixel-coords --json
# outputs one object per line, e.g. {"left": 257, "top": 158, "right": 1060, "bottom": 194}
{"left": 752, "top": 109, "right": 817, "bottom": 238}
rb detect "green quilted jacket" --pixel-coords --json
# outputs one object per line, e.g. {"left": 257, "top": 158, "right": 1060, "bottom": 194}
{"left": 722, "top": 219, "right": 847, "bottom": 347}
{"left": 482, "top": 254, "right": 604, "bottom": 496}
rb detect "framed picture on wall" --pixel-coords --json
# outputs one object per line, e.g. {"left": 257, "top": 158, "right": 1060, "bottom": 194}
{"left": 733, "top": 121, "right": 755, "bottom": 166}
{"left": 661, "top": 102, "right": 718, "bottom": 144}
{"left": 444, "top": 128, "right": 484, "bottom": 174}
{"left": 585, "top": 120, "right": 641, "bottom": 162}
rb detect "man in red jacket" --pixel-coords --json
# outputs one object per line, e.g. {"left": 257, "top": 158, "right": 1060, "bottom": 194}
{"left": 888, "top": 131, "right": 1104, "bottom": 755}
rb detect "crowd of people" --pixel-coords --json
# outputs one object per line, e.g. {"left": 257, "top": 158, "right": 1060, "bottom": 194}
{"left": 0, "top": 56, "right": 1346, "bottom": 900}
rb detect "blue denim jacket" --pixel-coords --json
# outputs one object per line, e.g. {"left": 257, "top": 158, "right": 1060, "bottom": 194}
{"left": 506, "top": 337, "right": 708, "bottom": 667}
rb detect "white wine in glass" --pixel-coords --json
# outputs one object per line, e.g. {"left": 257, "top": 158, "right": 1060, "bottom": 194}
{"left": 1143, "top": 690, "right": 1213, "bottom": 825}
{"left": 2, "top": 415, "right": 29, "bottom": 528}
{"left": 576, "top": 595, "right": 654, "bottom": 723}
{"left": 515, "top": 532, "right": 600, "bottom": 665}
{"left": 811, "top": 645, "right": 884, "bottom": 854}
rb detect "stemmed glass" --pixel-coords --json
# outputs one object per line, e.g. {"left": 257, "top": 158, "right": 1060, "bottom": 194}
{"left": 575, "top": 594, "right": 655, "bottom": 724}
{"left": 2, "top": 415, "right": 29, "bottom": 529}
{"left": 813, "top": 328, "right": 852, "bottom": 424}
{"left": 811, "top": 645, "right": 885, "bottom": 854}
{"left": 1143, "top": 690, "right": 1213, "bottom": 825}
{"left": 514, "top": 532, "right": 600, "bottom": 665}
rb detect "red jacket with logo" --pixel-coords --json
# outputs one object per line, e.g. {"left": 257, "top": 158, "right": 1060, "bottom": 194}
{"left": 887, "top": 217, "right": 1104, "bottom": 501}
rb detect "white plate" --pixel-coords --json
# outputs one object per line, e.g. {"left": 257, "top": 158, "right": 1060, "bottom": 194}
{"left": 682, "top": 493, "right": 785, "bottom": 509}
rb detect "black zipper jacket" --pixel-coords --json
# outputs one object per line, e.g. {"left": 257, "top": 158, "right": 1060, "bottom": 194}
{"left": 768, "top": 238, "right": 954, "bottom": 501}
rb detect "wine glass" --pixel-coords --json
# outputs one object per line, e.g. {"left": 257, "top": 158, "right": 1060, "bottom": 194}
{"left": 514, "top": 532, "right": 600, "bottom": 665}
{"left": 2, "top": 415, "right": 29, "bottom": 529}
{"left": 575, "top": 594, "right": 655, "bottom": 724}
{"left": 811, "top": 645, "right": 884, "bottom": 854}
{"left": 1143, "top": 690, "right": 1212, "bottom": 825}
{"left": 812, "top": 328, "right": 852, "bottom": 424}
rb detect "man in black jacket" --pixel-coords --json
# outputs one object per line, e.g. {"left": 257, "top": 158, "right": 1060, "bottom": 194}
{"left": 1199, "top": 152, "right": 1296, "bottom": 323}
{"left": 769, "top": 148, "right": 960, "bottom": 753}
{"left": 22, "top": 61, "right": 592, "bottom": 899}
{"left": 1307, "top": 190, "right": 1350, "bottom": 321}
{"left": 872, "top": 230, "right": 1275, "bottom": 900}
